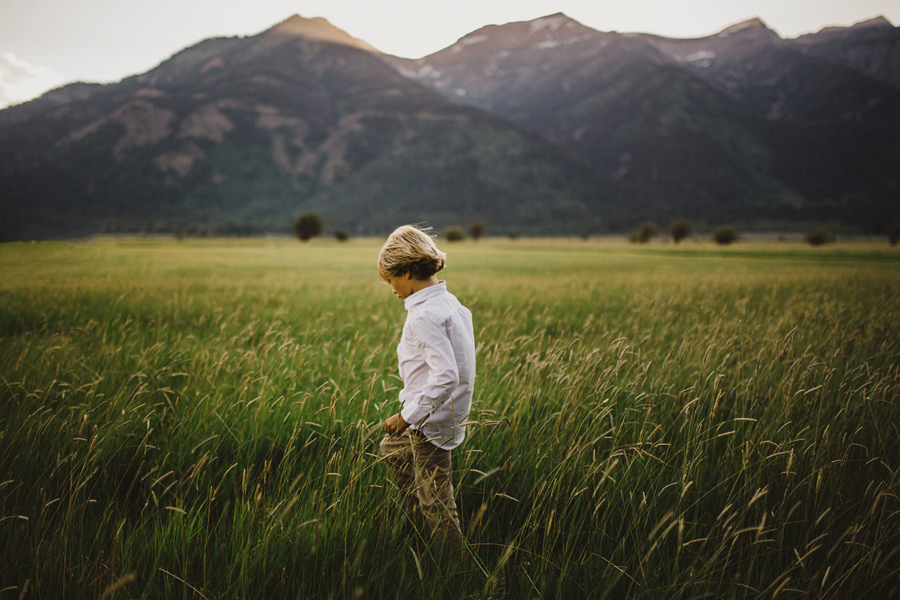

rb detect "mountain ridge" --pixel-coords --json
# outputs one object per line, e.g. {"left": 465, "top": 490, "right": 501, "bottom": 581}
{"left": 2, "top": 13, "right": 898, "bottom": 240}
{"left": 265, "top": 14, "right": 379, "bottom": 52}
{"left": 0, "top": 20, "right": 629, "bottom": 241}
{"left": 385, "top": 13, "right": 900, "bottom": 229}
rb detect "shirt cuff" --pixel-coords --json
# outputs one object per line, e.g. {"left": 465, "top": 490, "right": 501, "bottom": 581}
{"left": 400, "top": 402, "right": 430, "bottom": 426}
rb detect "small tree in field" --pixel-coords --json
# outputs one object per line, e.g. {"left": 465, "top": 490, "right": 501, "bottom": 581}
{"left": 805, "top": 227, "right": 832, "bottom": 246}
{"left": 669, "top": 219, "right": 693, "bottom": 244}
{"left": 630, "top": 222, "right": 657, "bottom": 244}
{"left": 444, "top": 226, "right": 465, "bottom": 242}
{"left": 334, "top": 229, "right": 349, "bottom": 242}
{"left": 293, "top": 213, "right": 322, "bottom": 241}
{"left": 469, "top": 221, "right": 485, "bottom": 242}
{"left": 889, "top": 220, "right": 900, "bottom": 246}
{"left": 713, "top": 226, "right": 738, "bottom": 245}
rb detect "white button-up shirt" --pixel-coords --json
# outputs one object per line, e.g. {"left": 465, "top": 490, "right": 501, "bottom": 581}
{"left": 398, "top": 281, "right": 476, "bottom": 450}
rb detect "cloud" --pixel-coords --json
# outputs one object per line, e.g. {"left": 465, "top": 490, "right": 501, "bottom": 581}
{"left": 0, "top": 52, "right": 67, "bottom": 108}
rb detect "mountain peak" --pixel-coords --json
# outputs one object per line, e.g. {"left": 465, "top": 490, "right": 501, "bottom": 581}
{"left": 526, "top": 12, "right": 579, "bottom": 31}
{"left": 717, "top": 18, "right": 780, "bottom": 40}
{"left": 851, "top": 16, "right": 894, "bottom": 29}
{"left": 265, "top": 15, "right": 378, "bottom": 52}
{"left": 721, "top": 18, "right": 769, "bottom": 33}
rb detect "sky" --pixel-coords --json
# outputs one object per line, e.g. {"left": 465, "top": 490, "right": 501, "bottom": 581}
{"left": 1, "top": 0, "right": 898, "bottom": 108}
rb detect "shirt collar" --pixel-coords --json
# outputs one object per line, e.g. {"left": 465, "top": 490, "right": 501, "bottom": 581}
{"left": 404, "top": 281, "right": 447, "bottom": 310}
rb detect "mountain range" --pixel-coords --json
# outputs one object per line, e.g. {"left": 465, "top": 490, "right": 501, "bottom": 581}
{"left": 1, "top": 13, "right": 898, "bottom": 240}
{"left": 386, "top": 14, "right": 900, "bottom": 229}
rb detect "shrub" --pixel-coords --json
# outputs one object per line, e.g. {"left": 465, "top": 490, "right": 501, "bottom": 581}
{"left": 629, "top": 222, "right": 657, "bottom": 244}
{"left": 469, "top": 221, "right": 485, "bottom": 242}
{"left": 334, "top": 229, "right": 349, "bottom": 242}
{"left": 889, "top": 220, "right": 900, "bottom": 246}
{"left": 444, "top": 226, "right": 465, "bottom": 242}
{"left": 669, "top": 219, "right": 693, "bottom": 244}
{"left": 508, "top": 229, "right": 520, "bottom": 240}
{"left": 713, "top": 226, "right": 738, "bottom": 245}
{"left": 804, "top": 227, "right": 832, "bottom": 246}
{"left": 293, "top": 213, "right": 323, "bottom": 241}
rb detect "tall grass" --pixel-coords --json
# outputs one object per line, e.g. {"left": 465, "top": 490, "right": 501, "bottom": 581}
{"left": 1, "top": 238, "right": 898, "bottom": 598}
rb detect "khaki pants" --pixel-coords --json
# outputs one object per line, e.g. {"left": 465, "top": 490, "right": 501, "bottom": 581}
{"left": 380, "top": 429, "right": 463, "bottom": 550}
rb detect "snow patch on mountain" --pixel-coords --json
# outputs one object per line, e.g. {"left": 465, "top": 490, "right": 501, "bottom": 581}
{"left": 451, "top": 34, "right": 490, "bottom": 53}
{"left": 685, "top": 50, "right": 715, "bottom": 61}
{"left": 462, "top": 35, "right": 490, "bottom": 46}
{"left": 679, "top": 50, "right": 716, "bottom": 67}
{"left": 536, "top": 35, "right": 591, "bottom": 49}
{"left": 415, "top": 64, "right": 441, "bottom": 79}
{"left": 393, "top": 63, "right": 441, "bottom": 80}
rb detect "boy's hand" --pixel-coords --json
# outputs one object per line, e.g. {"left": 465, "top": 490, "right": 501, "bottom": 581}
{"left": 384, "top": 411, "right": 410, "bottom": 435}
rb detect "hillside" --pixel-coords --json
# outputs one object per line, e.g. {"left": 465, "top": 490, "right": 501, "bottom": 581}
{"left": 0, "top": 16, "right": 627, "bottom": 241}
{"left": 386, "top": 14, "right": 900, "bottom": 230}
{"left": 788, "top": 16, "right": 900, "bottom": 91}
{"left": 3, "top": 13, "right": 899, "bottom": 240}
{"left": 635, "top": 18, "right": 900, "bottom": 124}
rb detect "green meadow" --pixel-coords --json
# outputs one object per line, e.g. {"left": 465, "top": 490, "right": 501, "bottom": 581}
{"left": 1, "top": 237, "right": 898, "bottom": 599}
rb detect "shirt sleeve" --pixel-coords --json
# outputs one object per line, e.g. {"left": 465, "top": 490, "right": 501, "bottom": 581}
{"left": 400, "top": 313, "right": 460, "bottom": 426}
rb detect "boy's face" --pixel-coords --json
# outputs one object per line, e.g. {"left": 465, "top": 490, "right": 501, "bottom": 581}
{"left": 388, "top": 272, "right": 415, "bottom": 300}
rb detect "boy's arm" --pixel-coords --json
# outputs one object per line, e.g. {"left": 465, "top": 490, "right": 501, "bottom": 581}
{"left": 400, "top": 314, "right": 459, "bottom": 427}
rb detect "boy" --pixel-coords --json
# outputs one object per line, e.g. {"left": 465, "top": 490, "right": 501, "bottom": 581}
{"left": 378, "top": 225, "right": 476, "bottom": 551}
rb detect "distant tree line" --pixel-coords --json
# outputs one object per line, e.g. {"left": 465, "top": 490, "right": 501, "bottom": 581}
{"left": 629, "top": 220, "right": 726, "bottom": 244}
{"left": 168, "top": 213, "right": 900, "bottom": 246}
{"left": 290, "top": 215, "right": 495, "bottom": 243}
{"left": 624, "top": 219, "right": 900, "bottom": 246}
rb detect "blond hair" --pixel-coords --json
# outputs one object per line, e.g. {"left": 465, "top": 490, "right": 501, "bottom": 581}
{"left": 378, "top": 225, "right": 447, "bottom": 282}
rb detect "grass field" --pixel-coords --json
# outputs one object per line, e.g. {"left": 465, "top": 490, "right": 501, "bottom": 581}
{"left": 1, "top": 237, "right": 899, "bottom": 599}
